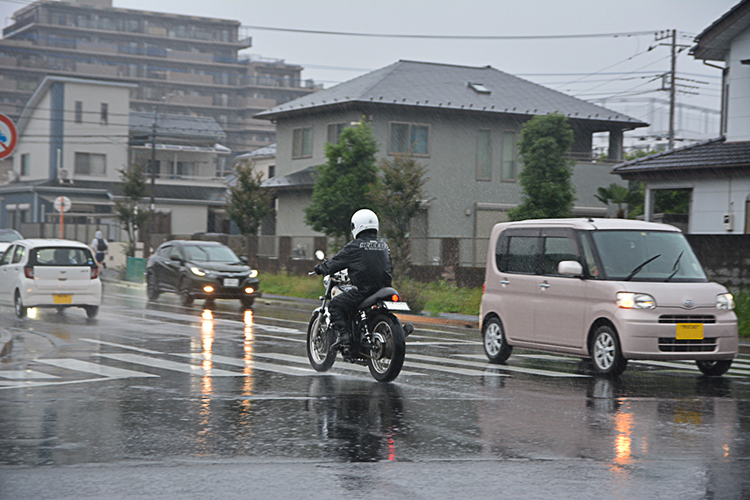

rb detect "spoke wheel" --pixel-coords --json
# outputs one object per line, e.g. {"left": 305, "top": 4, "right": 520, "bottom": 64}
{"left": 367, "top": 314, "right": 405, "bottom": 382}
{"left": 696, "top": 359, "right": 732, "bottom": 376}
{"left": 590, "top": 325, "right": 627, "bottom": 377}
{"left": 179, "top": 277, "right": 194, "bottom": 306}
{"left": 146, "top": 272, "right": 160, "bottom": 301}
{"left": 306, "top": 312, "right": 336, "bottom": 372}
{"left": 483, "top": 316, "right": 512, "bottom": 364}
{"left": 14, "top": 291, "right": 26, "bottom": 319}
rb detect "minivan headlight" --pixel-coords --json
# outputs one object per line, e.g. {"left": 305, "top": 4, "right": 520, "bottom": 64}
{"left": 190, "top": 266, "right": 206, "bottom": 276}
{"left": 717, "top": 293, "right": 734, "bottom": 310}
{"left": 617, "top": 292, "right": 656, "bottom": 309}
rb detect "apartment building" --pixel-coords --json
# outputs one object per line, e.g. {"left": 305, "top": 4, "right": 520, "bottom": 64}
{"left": 0, "top": 0, "right": 318, "bottom": 154}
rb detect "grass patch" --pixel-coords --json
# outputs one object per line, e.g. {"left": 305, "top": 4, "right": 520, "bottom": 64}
{"left": 735, "top": 291, "right": 750, "bottom": 338}
{"left": 260, "top": 272, "right": 322, "bottom": 300}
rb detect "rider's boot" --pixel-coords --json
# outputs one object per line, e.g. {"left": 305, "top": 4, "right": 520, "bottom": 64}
{"left": 330, "top": 326, "right": 351, "bottom": 349}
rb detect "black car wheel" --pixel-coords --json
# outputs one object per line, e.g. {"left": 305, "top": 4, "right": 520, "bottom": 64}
{"left": 179, "top": 277, "right": 194, "bottom": 306}
{"left": 146, "top": 272, "right": 160, "bottom": 301}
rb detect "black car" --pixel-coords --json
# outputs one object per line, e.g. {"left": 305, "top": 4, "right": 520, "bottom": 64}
{"left": 146, "top": 240, "right": 260, "bottom": 308}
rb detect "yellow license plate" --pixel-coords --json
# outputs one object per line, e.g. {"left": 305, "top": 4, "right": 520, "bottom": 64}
{"left": 53, "top": 294, "right": 72, "bottom": 304}
{"left": 676, "top": 323, "right": 704, "bottom": 340}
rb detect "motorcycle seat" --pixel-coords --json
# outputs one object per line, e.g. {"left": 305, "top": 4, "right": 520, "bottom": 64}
{"left": 358, "top": 287, "right": 398, "bottom": 309}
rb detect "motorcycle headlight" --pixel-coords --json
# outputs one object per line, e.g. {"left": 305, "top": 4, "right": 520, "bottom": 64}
{"left": 323, "top": 275, "right": 331, "bottom": 288}
{"left": 190, "top": 266, "right": 206, "bottom": 277}
{"left": 717, "top": 293, "right": 734, "bottom": 310}
{"left": 248, "top": 269, "right": 258, "bottom": 278}
{"left": 616, "top": 292, "right": 656, "bottom": 309}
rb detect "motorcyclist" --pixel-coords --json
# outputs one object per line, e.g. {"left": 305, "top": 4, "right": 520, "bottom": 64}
{"left": 314, "top": 209, "right": 392, "bottom": 346}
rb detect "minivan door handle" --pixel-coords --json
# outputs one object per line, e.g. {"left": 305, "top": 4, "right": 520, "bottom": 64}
{"left": 500, "top": 279, "right": 510, "bottom": 285}
{"left": 539, "top": 283, "right": 550, "bottom": 289}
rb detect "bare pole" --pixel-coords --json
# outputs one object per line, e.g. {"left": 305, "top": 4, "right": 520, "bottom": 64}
{"left": 669, "top": 29, "right": 676, "bottom": 151}
{"left": 144, "top": 107, "right": 156, "bottom": 259}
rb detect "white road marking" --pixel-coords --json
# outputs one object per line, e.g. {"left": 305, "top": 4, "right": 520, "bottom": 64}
{"left": 404, "top": 360, "right": 508, "bottom": 378}
{"left": 410, "top": 353, "right": 589, "bottom": 378}
{"left": 36, "top": 358, "right": 158, "bottom": 379}
{"left": 172, "top": 352, "right": 318, "bottom": 377}
{"left": 0, "top": 370, "right": 59, "bottom": 380}
{"left": 82, "top": 338, "right": 163, "bottom": 354}
{"left": 250, "top": 351, "right": 426, "bottom": 377}
{"left": 98, "top": 353, "right": 244, "bottom": 377}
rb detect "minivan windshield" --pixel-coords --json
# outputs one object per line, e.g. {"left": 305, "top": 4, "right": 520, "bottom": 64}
{"left": 589, "top": 230, "right": 707, "bottom": 282}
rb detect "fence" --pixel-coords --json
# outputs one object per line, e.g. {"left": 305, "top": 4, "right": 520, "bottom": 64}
{"left": 18, "top": 221, "right": 125, "bottom": 244}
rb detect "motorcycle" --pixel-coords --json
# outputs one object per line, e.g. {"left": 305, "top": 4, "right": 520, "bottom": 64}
{"left": 307, "top": 250, "right": 413, "bottom": 382}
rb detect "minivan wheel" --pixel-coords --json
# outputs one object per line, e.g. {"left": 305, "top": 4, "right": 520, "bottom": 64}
{"left": 14, "top": 291, "right": 26, "bottom": 319}
{"left": 85, "top": 306, "right": 99, "bottom": 319}
{"left": 590, "top": 325, "right": 627, "bottom": 377}
{"left": 696, "top": 359, "right": 732, "bottom": 376}
{"left": 483, "top": 317, "right": 513, "bottom": 364}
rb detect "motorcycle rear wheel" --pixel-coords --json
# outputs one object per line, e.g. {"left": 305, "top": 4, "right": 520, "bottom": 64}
{"left": 367, "top": 314, "right": 405, "bottom": 382}
{"left": 307, "top": 312, "right": 336, "bottom": 372}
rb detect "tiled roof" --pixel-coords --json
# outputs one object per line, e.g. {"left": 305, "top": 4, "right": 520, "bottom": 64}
{"left": 612, "top": 137, "right": 750, "bottom": 176}
{"left": 256, "top": 60, "right": 646, "bottom": 129}
{"left": 691, "top": 0, "right": 750, "bottom": 61}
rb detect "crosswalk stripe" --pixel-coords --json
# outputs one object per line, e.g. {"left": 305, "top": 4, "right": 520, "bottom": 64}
{"left": 36, "top": 358, "right": 159, "bottom": 379}
{"left": 410, "top": 353, "right": 589, "bottom": 378}
{"left": 98, "top": 353, "right": 244, "bottom": 377}
{"left": 250, "top": 351, "right": 426, "bottom": 377}
{"left": 82, "top": 338, "right": 163, "bottom": 355}
{"left": 404, "top": 360, "right": 508, "bottom": 377}
{"left": 172, "top": 353, "right": 318, "bottom": 377}
{"left": 0, "top": 370, "right": 60, "bottom": 380}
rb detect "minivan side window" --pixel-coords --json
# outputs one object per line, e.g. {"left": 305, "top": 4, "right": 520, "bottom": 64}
{"left": 579, "top": 233, "right": 601, "bottom": 279}
{"left": 542, "top": 236, "right": 578, "bottom": 276}
{"left": 506, "top": 236, "right": 539, "bottom": 274}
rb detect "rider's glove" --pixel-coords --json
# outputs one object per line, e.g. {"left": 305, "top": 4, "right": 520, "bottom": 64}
{"left": 314, "top": 264, "right": 324, "bottom": 275}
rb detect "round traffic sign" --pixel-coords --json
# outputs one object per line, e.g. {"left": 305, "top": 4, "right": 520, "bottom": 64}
{"left": 0, "top": 114, "right": 17, "bottom": 160}
{"left": 53, "top": 196, "right": 72, "bottom": 213}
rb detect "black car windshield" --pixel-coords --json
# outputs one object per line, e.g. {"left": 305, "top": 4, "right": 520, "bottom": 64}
{"left": 184, "top": 245, "right": 239, "bottom": 263}
{"left": 590, "top": 230, "right": 707, "bottom": 282}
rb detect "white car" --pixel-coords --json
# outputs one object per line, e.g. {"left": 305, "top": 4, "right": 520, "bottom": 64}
{"left": 0, "top": 238, "right": 102, "bottom": 319}
{"left": 0, "top": 228, "right": 23, "bottom": 256}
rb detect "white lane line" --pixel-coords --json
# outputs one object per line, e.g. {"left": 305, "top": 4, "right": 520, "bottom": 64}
{"left": 82, "top": 338, "right": 163, "bottom": 355}
{"left": 98, "top": 353, "right": 243, "bottom": 377}
{"left": 36, "top": 358, "right": 159, "bottom": 379}
{"left": 171, "top": 353, "right": 318, "bottom": 377}
{"left": 403, "top": 360, "right": 508, "bottom": 378}
{"left": 0, "top": 377, "right": 132, "bottom": 390}
{"left": 0, "top": 370, "right": 60, "bottom": 380}
{"left": 410, "top": 353, "right": 589, "bottom": 378}
{"left": 251, "top": 351, "right": 426, "bottom": 377}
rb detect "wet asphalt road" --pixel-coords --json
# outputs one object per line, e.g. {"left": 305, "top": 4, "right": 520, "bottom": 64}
{"left": 1, "top": 281, "right": 750, "bottom": 499}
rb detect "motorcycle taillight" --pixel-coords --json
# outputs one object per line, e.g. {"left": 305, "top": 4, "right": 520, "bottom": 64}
{"left": 24, "top": 266, "right": 34, "bottom": 279}
{"left": 391, "top": 294, "right": 399, "bottom": 302}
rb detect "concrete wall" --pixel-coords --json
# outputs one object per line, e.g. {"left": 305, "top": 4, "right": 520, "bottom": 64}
{"left": 166, "top": 204, "right": 207, "bottom": 235}
{"left": 13, "top": 92, "right": 51, "bottom": 181}
{"left": 727, "top": 28, "right": 750, "bottom": 142}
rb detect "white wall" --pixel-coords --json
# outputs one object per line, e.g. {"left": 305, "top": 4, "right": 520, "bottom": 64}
{"left": 726, "top": 28, "right": 750, "bottom": 142}
{"left": 14, "top": 92, "right": 52, "bottom": 181}
{"left": 276, "top": 192, "right": 316, "bottom": 236}
{"left": 168, "top": 204, "right": 207, "bottom": 235}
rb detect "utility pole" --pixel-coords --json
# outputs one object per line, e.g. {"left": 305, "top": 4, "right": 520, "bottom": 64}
{"left": 144, "top": 107, "right": 157, "bottom": 259}
{"left": 669, "top": 28, "right": 676, "bottom": 151}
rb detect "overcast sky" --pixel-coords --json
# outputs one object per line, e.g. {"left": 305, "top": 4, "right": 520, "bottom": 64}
{"left": 0, "top": 0, "right": 739, "bottom": 117}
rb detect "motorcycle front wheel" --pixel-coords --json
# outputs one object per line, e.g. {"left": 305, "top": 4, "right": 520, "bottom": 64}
{"left": 367, "top": 314, "right": 405, "bottom": 382}
{"left": 307, "top": 311, "right": 336, "bottom": 372}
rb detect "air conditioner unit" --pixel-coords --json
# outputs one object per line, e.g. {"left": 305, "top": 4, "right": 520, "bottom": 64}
{"left": 58, "top": 168, "right": 69, "bottom": 180}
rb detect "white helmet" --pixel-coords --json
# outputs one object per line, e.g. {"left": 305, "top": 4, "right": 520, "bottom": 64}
{"left": 351, "top": 209, "right": 379, "bottom": 239}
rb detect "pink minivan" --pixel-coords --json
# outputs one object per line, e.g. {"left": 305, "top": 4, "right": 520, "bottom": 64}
{"left": 480, "top": 218, "right": 738, "bottom": 377}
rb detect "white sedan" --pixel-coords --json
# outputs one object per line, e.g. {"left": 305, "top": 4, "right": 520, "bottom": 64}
{"left": 0, "top": 238, "right": 102, "bottom": 319}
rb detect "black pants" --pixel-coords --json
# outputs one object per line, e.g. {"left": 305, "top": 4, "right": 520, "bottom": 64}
{"left": 329, "top": 287, "right": 371, "bottom": 334}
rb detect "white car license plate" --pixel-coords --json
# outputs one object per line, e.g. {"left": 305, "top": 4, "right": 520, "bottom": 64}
{"left": 223, "top": 278, "right": 240, "bottom": 287}
{"left": 384, "top": 301, "right": 410, "bottom": 311}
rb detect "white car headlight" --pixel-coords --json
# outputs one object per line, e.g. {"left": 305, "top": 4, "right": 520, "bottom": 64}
{"left": 248, "top": 269, "right": 258, "bottom": 278}
{"left": 616, "top": 292, "right": 656, "bottom": 309}
{"left": 716, "top": 293, "right": 734, "bottom": 310}
{"left": 190, "top": 266, "right": 206, "bottom": 276}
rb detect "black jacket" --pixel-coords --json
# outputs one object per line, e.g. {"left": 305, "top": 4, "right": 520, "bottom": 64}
{"left": 316, "top": 231, "right": 392, "bottom": 294}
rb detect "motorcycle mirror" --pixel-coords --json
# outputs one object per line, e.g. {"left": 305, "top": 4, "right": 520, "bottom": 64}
{"left": 315, "top": 250, "right": 325, "bottom": 261}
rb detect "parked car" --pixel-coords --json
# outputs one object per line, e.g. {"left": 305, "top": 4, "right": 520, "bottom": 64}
{"left": 0, "top": 228, "right": 23, "bottom": 256}
{"left": 0, "top": 238, "right": 102, "bottom": 319}
{"left": 146, "top": 240, "right": 260, "bottom": 308}
{"left": 480, "top": 218, "right": 738, "bottom": 377}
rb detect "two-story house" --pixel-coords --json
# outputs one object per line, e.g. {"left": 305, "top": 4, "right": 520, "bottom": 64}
{"left": 256, "top": 60, "right": 647, "bottom": 265}
{"left": 613, "top": 0, "right": 750, "bottom": 234}
{"left": 0, "top": 76, "right": 231, "bottom": 238}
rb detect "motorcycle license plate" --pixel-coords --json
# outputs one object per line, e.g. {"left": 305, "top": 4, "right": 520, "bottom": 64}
{"left": 223, "top": 278, "right": 239, "bottom": 288}
{"left": 384, "top": 301, "right": 410, "bottom": 311}
{"left": 676, "top": 323, "right": 703, "bottom": 340}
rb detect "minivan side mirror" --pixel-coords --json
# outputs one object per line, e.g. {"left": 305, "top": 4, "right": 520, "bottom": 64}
{"left": 558, "top": 260, "right": 583, "bottom": 277}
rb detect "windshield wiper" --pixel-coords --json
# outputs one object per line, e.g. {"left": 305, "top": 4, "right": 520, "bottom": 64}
{"left": 624, "top": 254, "right": 661, "bottom": 281}
{"left": 664, "top": 251, "right": 684, "bottom": 282}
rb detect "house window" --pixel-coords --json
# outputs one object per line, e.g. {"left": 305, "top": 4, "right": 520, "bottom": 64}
{"left": 268, "top": 165, "right": 275, "bottom": 178}
{"left": 20, "top": 153, "right": 30, "bottom": 176}
{"left": 292, "top": 127, "right": 312, "bottom": 158}
{"left": 327, "top": 123, "right": 346, "bottom": 144}
{"left": 389, "top": 122, "right": 429, "bottom": 155}
{"left": 75, "top": 101, "right": 83, "bottom": 123}
{"left": 476, "top": 129, "right": 492, "bottom": 181}
{"left": 74, "top": 152, "right": 106, "bottom": 175}
{"left": 100, "top": 103, "right": 108, "bottom": 125}
{"left": 501, "top": 131, "right": 518, "bottom": 181}
{"left": 177, "top": 161, "right": 196, "bottom": 177}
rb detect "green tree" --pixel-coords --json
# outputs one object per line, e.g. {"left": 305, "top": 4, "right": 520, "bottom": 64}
{"left": 508, "top": 113, "right": 576, "bottom": 221}
{"left": 115, "top": 164, "right": 150, "bottom": 257}
{"left": 226, "top": 163, "right": 272, "bottom": 237}
{"left": 369, "top": 153, "right": 430, "bottom": 278}
{"left": 304, "top": 118, "right": 379, "bottom": 246}
{"left": 595, "top": 182, "right": 640, "bottom": 219}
